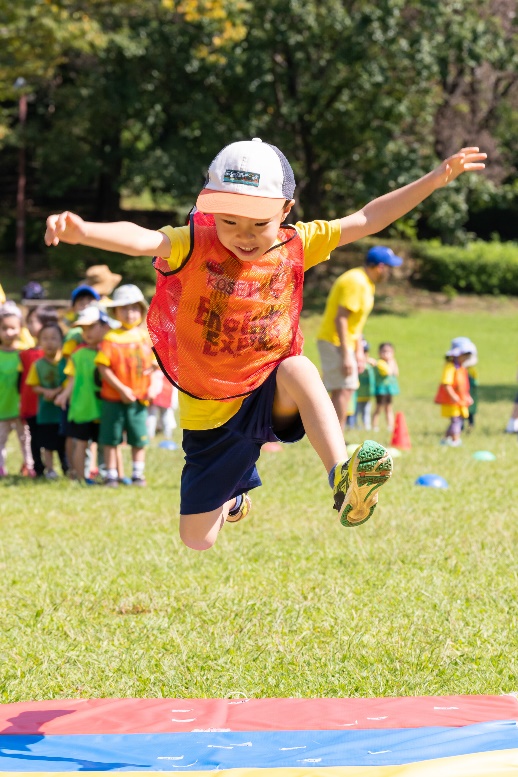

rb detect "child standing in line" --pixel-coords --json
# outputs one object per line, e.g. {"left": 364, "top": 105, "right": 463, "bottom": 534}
{"left": 94, "top": 285, "right": 153, "bottom": 487}
{"left": 25, "top": 322, "right": 68, "bottom": 478}
{"left": 354, "top": 339, "right": 376, "bottom": 430}
{"left": 55, "top": 306, "right": 112, "bottom": 483}
{"left": 19, "top": 306, "right": 59, "bottom": 477}
{"left": 44, "top": 140, "right": 486, "bottom": 548}
{"left": 147, "top": 369, "right": 178, "bottom": 443}
{"left": 455, "top": 337, "right": 478, "bottom": 431}
{"left": 372, "top": 342, "right": 400, "bottom": 432}
{"left": 0, "top": 304, "right": 34, "bottom": 477}
{"left": 434, "top": 337, "right": 475, "bottom": 447}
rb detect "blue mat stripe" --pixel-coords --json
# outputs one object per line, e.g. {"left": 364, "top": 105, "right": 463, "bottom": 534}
{"left": 1, "top": 722, "right": 518, "bottom": 770}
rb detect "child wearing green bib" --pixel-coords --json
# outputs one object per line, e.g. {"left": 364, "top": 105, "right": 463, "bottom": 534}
{"left": 0, "top": 303, "right": 34, "bottom": 477}
{"left": 55, "top": 306, "right": 112, "bottom": 483}
{"left": 26, "top": 322, "right": 68, "bottom": 478}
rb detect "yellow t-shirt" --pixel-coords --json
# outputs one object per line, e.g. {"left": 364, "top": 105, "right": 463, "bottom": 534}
{"left": 440, "top": 362, "right": 469, "bottom": 419}
{"left": 158, "top": 219, "right": 341, "bottom": 429}
{"left": 317, "top": 267, "right": 375, "bottom": 347}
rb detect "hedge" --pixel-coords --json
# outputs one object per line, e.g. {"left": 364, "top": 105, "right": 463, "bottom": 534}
{"left": 412, "top": 240, "right": 518, "bottom": 295}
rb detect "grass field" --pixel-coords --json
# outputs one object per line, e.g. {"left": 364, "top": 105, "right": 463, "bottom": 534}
{"left": 1, "top": 307, "right": 518, "bottom": 702}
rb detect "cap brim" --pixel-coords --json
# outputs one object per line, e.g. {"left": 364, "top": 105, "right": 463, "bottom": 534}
{"left": 196, "top": 189, "right": 287, "bottom": 219}
{"left": 388, "top": 256, "right": 403, "bottom": 267}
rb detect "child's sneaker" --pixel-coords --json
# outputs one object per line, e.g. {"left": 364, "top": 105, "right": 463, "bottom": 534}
{"left": 44, "top": 469, "right": 59, "bottom": 480}
{"left": 131, "top": 476, "right": 147, "bottom": 487}
{"left": 0, "top": 466, "right": 7, "bottom": 477}
{"left": 333, "top": 440, "right": 393, "bottom": 527}
{"left": 104, "top": 477, "right": 119, "bottom": 488}
{"left": 226, "top": 492, "right": 252, "bottom": 523}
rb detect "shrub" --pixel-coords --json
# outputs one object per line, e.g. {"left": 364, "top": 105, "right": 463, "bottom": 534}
{"left": 411, "top": 240, "right": 518, "bottom": 295}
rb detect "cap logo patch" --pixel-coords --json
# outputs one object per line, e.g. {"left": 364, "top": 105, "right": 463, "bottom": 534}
{"left": 223, "top": 169, "right": 260, "bottom": 187}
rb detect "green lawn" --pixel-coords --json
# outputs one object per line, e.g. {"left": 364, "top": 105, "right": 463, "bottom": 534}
{"left": 1, "top": 308, "right": 517, "bottom": 702}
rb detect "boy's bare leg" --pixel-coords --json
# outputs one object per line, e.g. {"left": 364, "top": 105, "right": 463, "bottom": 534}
{"left": 105, "top": 445, "right": 118, "bottom": 471}
{"left": 72, "top": 440, "right": 88, "bottom": 481}
{"left": 274, "top": 356, "right": 347, "bottom": 471}
{"left": 180, "top": 498, "right": 236, "bottom": 551}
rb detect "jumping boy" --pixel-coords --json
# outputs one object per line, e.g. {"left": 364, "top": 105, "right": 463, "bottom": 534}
{"left": 44, "top": 139, "right": 486, "bottom": 550}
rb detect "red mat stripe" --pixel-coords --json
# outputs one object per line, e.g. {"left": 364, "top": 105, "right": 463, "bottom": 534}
{"left": 1, "top": 696, "right": 517, "bottom": 735}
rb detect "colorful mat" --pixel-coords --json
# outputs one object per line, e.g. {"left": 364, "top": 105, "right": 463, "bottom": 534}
{"left": 1, "top": 696, "right": 517, "bottom": 775}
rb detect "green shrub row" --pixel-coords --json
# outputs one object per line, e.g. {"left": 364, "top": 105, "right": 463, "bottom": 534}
{"left": 411, "top": 240, "right": 518, "bottom": 296}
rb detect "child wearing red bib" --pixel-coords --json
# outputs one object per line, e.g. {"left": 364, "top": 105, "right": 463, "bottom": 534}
{"left": 44, "top": 139, "right": 487, "bottom": 550}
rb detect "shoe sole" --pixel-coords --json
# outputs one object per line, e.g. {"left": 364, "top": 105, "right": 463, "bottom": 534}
{"left": 340, "top": 441, "right": 393, "bottom": 527}
{"left": 226, "top": 493, "right": 252, "bottom": 523}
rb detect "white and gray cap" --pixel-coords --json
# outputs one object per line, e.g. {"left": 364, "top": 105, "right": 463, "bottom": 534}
{"left": 196, "top": 138, "right": 296, "bottom": 219}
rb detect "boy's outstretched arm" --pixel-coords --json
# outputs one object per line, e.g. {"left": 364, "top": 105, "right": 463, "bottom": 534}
{"left": 337, "top": 147, "right": 487, "bottom": 247}
{"left": 44, "top": 211, "right": 172, "bottom": 258}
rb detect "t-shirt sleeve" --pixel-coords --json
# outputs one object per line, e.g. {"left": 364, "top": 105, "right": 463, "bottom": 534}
{"left": 26, "top": 362, "right": 40, "bottom": 387}
{"left": 294, "top": 220, "right": 341, "bottom": 271}
{"left": 64, "top": 360, "right": 76, "bottom": 377}
{"left": 158, "top": 225, "right": 192, "bottom": 271}
{"left": 94, "top": 349, "right": 111, "bottom": 368}
{"left": 441, "top": 362, "right": 456, "bottom": 385}
{"left": 377, "top": 359, "right": 390, "bottom": 377}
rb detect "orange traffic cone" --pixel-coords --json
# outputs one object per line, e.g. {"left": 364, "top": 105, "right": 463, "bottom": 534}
{"left": 391, "top": 411, "right": 411, "bottom": 450}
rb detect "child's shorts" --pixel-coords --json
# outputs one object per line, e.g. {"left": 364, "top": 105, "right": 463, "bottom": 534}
{"left": 37, "top": 423, "right": 65, "bottom": 451}
{"left": 67, "top": 420, "right": 100, "bottom": 443}
{"left": 180, "top": 366, "right": 305, "bottom": 515}
{"left": 98, "top": 400, "right": 149, "bottom": 448}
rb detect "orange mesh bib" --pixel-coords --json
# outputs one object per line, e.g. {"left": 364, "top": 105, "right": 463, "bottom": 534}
{"left": 147, "top": 212, "right": 304, "bottom": 400}
{"left": 434, "top": 365, "right": 471, "bottom": 405}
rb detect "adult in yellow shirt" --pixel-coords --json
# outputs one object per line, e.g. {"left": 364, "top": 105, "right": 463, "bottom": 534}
{"left": 317, "top": 246, "right": 403, "bottom": 429}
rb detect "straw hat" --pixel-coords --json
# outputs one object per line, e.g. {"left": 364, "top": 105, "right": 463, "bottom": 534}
{"left": 84, "top": 265, "right": 122, "bottom": 296}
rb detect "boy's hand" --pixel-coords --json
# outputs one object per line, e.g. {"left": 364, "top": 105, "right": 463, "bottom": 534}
{"left": 42, "top": 387, "right": 60, "bottom": 401}
{"left": 54, "top": 391, "right": 68, "bottom": 409}
{"left": 434, "top": 147, "right": 487, "bottom": 188}
{"left": 45, "top": 211, "right": 87, "bottom": 247}
{"left": 118, "top": 386, "right": 137, "bottom": 404}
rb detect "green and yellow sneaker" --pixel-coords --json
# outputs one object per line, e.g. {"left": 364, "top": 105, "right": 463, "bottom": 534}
{"left": 333, "top": 441, "right": 393, "bottom": 527}
{"left": 226, "top": 492, "right": 252, "bottom": 523}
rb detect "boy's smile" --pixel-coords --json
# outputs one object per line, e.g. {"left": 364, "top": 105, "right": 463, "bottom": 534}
{"left": 213, "top": 204, "right": 293, "bottom": 262}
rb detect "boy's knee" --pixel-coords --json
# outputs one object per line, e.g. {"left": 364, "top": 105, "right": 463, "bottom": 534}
{"left": 179, "top": 512, "right": 223, "bottom": 551}
{"left": 278, "top": 354, "right": 316, "bottom": 379}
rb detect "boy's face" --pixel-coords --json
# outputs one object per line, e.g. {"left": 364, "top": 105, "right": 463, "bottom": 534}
{"left": 73, "top": 293, "right": 96, "bottom": 313}
{"left": 27, "top": 312, "right": 42, "bottom": 338}
{"left": 39, "top": 326, "right": 62, "bottom": 356}
{"left": 114, "top": 303, "right": 142, "bottom": 327}
{"left": 81, "top": 321, "right": 109, "bottom": 346}
{"left": 0, "top": 315, "right": 21, "bottom": 347}
{"left": 213, "top": 202, "right": 293, "bottom": 262}
{"left": 379, "top": 344, "right": 393, "bottom": 360}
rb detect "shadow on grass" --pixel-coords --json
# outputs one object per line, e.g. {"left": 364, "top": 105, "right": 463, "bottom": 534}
{"left": 477, "top": 385, "right": 517, "bottom": 403}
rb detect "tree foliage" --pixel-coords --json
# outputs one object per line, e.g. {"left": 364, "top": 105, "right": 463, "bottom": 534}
{"left": 0, "top": 0, "right": 516, "bottom": 236}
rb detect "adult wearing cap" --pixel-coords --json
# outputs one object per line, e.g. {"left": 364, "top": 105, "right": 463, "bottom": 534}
{"left": 317, "top": 245, "right": 403, "bottom": 430}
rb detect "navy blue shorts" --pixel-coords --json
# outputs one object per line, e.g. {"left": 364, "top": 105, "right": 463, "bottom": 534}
{"left": 180, "top": 366, "right": 305, "bottom": 514}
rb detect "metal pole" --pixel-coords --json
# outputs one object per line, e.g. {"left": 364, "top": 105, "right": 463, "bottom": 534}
{"left": 16, "top": 92, "right": 27, "bottom": 277}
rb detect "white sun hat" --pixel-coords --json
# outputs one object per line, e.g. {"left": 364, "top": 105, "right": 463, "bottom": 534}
{"left": 104, "top": 284, "right": 148, "bottom": 311}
